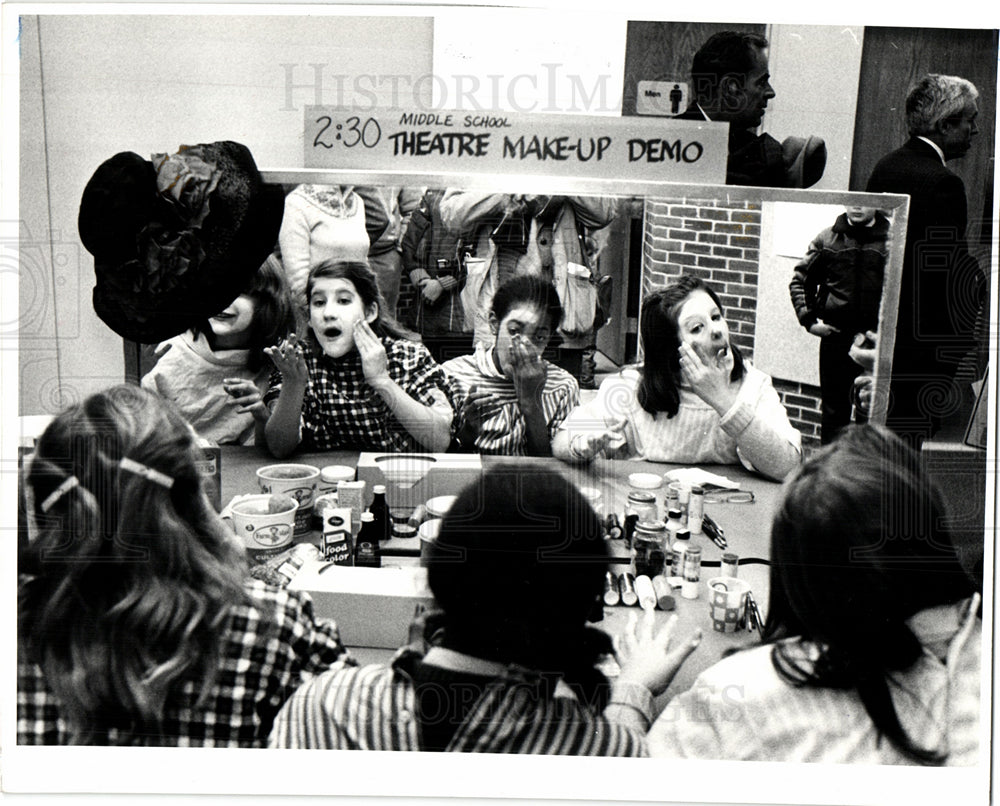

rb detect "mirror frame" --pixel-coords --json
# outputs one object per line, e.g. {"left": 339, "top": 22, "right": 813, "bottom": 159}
{"left": 261, "top": 169, "right": 909, "bottom": 424}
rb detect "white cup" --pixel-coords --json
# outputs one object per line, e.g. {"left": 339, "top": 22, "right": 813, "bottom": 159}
{"left": 256, "top": 464, "right": 320, "bottom": 535}
{"left": 227, "top": 493, "right": 299, "bottom": 561}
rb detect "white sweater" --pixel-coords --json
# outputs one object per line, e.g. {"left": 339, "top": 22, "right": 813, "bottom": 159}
{"left": 558, "top": 366, "right": 801, "bottom": 480}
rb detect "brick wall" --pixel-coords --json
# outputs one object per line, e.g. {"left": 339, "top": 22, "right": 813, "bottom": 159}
{"left": 642, "top": 195, "right": 821, "bottom": 449}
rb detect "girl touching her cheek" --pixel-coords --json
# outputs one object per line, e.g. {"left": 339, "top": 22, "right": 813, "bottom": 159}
{"left": 263, "top": 261, "right": 463, "bottom": 458}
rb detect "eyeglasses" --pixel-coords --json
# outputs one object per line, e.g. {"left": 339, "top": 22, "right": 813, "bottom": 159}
{"left": 703, "top": 490, "right": 755, "bottom": 504}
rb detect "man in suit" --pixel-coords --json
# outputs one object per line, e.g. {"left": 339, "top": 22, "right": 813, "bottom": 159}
{"left": 679, "top": 31, "right": 825, "bottom": 187}
{"left": 867, "top": 74, "right": 985, "bottom": 447}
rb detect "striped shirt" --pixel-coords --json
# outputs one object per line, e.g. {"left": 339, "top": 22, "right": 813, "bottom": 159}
{"left": 264, "top": 336, "right": 463, "bottom": 452}
{"left": 269, "top": 647, "right": 647, "bottom": 755}
{"left": 558, "top": 365, "right": 801, "bottom": 481}
{"left": 648, "top": 597, "right": 982, "bottom": 764}
{"left": 18, "top": 581, "right": 352, "bottom": 747}
{"left": 442, "top": 344, "right": 579, "bottom": 455}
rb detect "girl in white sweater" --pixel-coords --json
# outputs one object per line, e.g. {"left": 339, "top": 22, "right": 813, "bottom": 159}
{"left": 553, "top": 276, "right": 801, "bottom": 480}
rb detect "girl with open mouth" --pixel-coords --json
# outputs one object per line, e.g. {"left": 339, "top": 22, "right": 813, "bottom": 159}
{"left": 262, "top": 261, "right": 462, "bottom": 457}
{"left": 554, "top": 276, "right": 802, "bottom": 481}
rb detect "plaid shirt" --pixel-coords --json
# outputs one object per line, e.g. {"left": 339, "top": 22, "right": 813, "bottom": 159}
{"left": 442, "top": 344, "right": 579, "bottom": 455}
{"left": 18, "top": 580, "right": 351, "bottom": 747}
{"left": 264, "top": 337, "right": 462, "bottom": 452}
{"left": 269, "top": 646, "right": 647, "bottom": 755}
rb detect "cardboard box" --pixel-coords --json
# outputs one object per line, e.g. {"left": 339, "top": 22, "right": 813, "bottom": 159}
{"left": 355, "top": 451, "right": 482, "bottom": 511}
{"left": 289, "top": 562, "right": 435, "bottom": 649}
{"left": 194, "top": 438, "right": 222, "bottom": 512}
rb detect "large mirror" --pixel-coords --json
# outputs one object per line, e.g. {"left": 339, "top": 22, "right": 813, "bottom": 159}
{"left": 254, "top": 171, "right": 909, "bottom": 451}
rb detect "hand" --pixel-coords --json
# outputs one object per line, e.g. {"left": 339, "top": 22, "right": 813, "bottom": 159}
{"left": 570, "top": 418, "right": 627, "bottom": 461}
{"left": 223, "top": 378, "right": 269, "bottom": 422}
{"left": 461, "top": 384, "right": 505, "bottom": 431}
{"left": 849, "top": 330, "right": 878, "bottom": 372}
{"left": 853, "top": 375, "right": 874, "bottom": 416}
{"left": 509, "top": 336, "right": 546, "bottom": 407}
{"left": 678, "top": 342, "right": 737, "bottom": 414}
{"left": 808, "top": 321, "right": 840, "bottom": 337}
{"left": 264, "top": 334, "right": 308, "bottom": 386}
{"left": 419, "top": 277, "right": 444, "bottom": 304}
{"left": 614, "top": 610, "right": 702, "bottom": 698}
{"left": 354, "top": 320, "right": 390, "bottom": 388}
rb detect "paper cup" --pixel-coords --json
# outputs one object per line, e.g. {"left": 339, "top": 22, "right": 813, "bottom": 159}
{"left": 707, "top": 577, "right": 751, "bottom": 633}
{"left": 229, "top": 493, "right": 299, "bottom": 561}
{"left": 256, "top": 464, "right": 320, "bottom": 536}
{"left": 418, "top": 518, "right": 443, "bottom": 566}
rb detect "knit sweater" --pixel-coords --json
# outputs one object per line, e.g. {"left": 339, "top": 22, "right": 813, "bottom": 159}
{"left": 557, "top": 366, "right": 801, "bottom": 481}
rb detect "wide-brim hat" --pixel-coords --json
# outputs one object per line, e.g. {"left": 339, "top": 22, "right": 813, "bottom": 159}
{"left": 782, "top": 135, "right": 827, "bottom": 189}
{"left": 79, "top": 141, "right": 284, "bottom": 343}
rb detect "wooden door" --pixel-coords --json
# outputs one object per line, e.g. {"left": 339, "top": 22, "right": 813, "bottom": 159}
{"left": 850, "top": 27, "right": 998, "bottom": 246}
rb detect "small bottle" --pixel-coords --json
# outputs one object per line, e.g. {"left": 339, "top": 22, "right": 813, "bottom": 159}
{"left": 688, "top": 485, "right": 705, "bottom": 535}
{"left": 670, "top": 527, "right": 691, "bottom": 577}
{"left": 603, "top": 571, "right": 621, "bottom": 606}
{"left": 722, "top": 552, "right": 739, "bottom": 578}
{"left": 272, "top": 553, "right": 305, "bottom": 587}
{"left": 676, "top": 484, "right": 691, "bottom": 524}
{"left": 633, "top": 521, "right": 667, "bottom": 578}
{"left": 634, "top": 574, "right": 657, "bottom": 611}
{"left": 369, "top": 484, "right": 391, "bottom": 542}
{"left": 624, "top": 491, "right": 658, "bottom": 546}
{"left": 664, "top": 507, "right": 684, "bottom": 540}
{"left": 681, "top": 545, "right": 702, "bottom": 599}
{"left": 353, "top": 512, "right": 382, "bottom": 568}
{"left": 604, "top": 513, "right": 623, "bottom": 540}
{"left": 651, "top": 575, "right": 675, "bottom": 611}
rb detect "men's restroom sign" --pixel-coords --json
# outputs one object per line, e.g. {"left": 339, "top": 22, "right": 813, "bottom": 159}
{"left": 636, "top": 81, "right": 689, "bottom": 116}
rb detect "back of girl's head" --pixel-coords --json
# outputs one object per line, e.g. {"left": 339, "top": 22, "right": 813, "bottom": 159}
{"left": 764, "top": 424, "right": 975, "bottom": 763}
{"left": 427, "top": 466, "right": 613, "bottom": 702}
{"left": 22, "top": 385, "right": 246, "bottom": 742}
{"left": 491, "top": 275, "right": 564, "bottom": 331}
{"left": 305, "top": 259, "right": 410, "bottom": 341}
{"left": 637, "top": 276, "right": 744, "bottom": 416}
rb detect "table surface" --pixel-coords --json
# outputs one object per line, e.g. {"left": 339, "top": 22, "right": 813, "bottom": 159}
{"left": 220, "top": 446, "right": 781, "bottom": 700}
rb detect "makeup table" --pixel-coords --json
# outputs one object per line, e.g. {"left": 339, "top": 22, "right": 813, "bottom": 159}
{"left": 219, "top": 446, "right": 783, "bottom": 700}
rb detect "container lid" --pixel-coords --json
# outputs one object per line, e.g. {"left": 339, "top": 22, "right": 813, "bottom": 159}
{"left": 685, "top": 544, "right": 702, "bottom": 556}
{"left": 628, "top": 472, "right": 663, "bottom": 490}
{"left": 373, "top": 484, "right": 387, "bottom": 495}
{"left": 634, "top": 520, "right": 666, "bottom": 534}
{"left": 667, "top": 508, "right": 684, "bottom": 519}
{"left": 627, "top": 491, "right": 657, "bottom": 503}
{"left": 392, "top": 523, "right": 418, "bottom": 539}
{"left": 320, "top": 465, "right": 356, "bottom": 483}
{"left": 425, "top": 495, "right": 458, "bottom": 519}
{"left": 360, "top": 511, "right": 374, "bottom": 522}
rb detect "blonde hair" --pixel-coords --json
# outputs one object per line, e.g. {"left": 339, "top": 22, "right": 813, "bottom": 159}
{"left": 21, "top": 385, "right": 248, "bottom": 743}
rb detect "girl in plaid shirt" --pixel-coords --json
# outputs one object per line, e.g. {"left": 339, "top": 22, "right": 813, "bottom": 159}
{"left": 18, "top": 386, "right": 350, "bottom": 746}
{"left": 264, "top": 261, "right": 462, "bottom": 456}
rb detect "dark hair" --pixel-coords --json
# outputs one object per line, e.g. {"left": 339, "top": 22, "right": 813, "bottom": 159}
{"left": 21, "top": 385, "right": 247, "bottom": 743}
{"left": 690, "top": 31, "right": 769, "bottom": 104}
{"left": 427, "top": 466, "right": 613, "bottom": 709}
{"left": 304, "top": 259, "right": 412, "bottom": 343}
{"left": 762, "top": 424, "right": 976, "bottom": 764}
{"left": 636, "top": 276, "right": 745, "bottom": 417}
{"left": 491, "top": 274, "right": 564, "bottom": 332}
{"left": 196, "top": 253, "right": 293, "bottom": 371}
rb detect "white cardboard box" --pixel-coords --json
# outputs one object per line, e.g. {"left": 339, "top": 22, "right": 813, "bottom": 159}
{"left": 289, "top": 562, "right": 435, "bottom": 649}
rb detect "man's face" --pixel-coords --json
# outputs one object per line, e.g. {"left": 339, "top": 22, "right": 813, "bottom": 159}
{"left": 939, "top": 100, "right": 979, "bottom": 160}
{"left": 721, "top": 45, "right": 775, "bottom": 129}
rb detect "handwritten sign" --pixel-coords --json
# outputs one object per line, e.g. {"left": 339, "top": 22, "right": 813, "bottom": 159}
{"left": 305, "top": 107, "right": 727, "bottom": 183}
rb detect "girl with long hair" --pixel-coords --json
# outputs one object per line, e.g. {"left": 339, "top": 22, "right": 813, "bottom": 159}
{"left": 263, "top": 260, "right": 463, "bottom": 457}
{"left": 554, "top": 275, "right": 801, "bottom": 480}
{"left": 648, "top": 425, "right": 982, "bottom": 764}
{"left": 141, "top": 254, "right": 293, "bottom": 445}
{"left": 18, "top": 386, "right": 350, "bottom": 745}
{"left": 270, "top": 465, "right": 701, "bottom": 753}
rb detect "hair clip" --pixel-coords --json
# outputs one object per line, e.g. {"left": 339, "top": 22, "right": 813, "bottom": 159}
{"left": 119, "top": 457, "right": 175, "bottom": 490}
{"left": 40, "top": 476, "right": 80, "bottom": 513}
